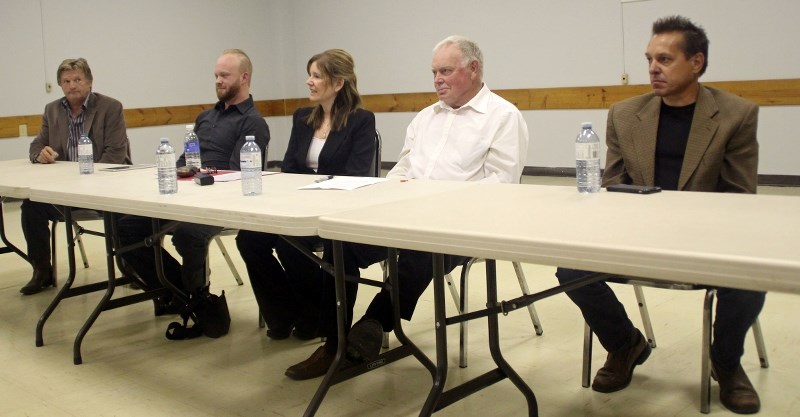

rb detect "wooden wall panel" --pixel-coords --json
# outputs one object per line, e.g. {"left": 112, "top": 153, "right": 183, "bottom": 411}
{"left": 2, "top": 79, "right": 798, "bottom": 139}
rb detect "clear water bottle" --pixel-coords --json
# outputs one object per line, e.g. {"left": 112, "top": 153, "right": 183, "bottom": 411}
{"left": 156, "top": 138, "right": 178, "bottom": 195}
{"left": 78, "top": 133, "right": 94, "bottom": 174}
{"left": 575, "top": 122, "right": 601, "bottom": 193}
{"left": 183, "top": 124, "right": 202, "bottom": 169}
{"left": 240, "top": 135, "right": 262, "bottom": 196}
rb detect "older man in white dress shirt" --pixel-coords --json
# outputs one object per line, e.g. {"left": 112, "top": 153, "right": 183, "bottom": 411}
{"left": 285, "top": 35, "right": 529, "bottom": 380}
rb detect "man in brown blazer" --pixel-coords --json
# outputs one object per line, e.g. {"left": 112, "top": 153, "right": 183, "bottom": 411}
{"left": 21, "top": 58, "right": 130, "bottom": 295}
{"left": 557, "top": 16, "right": 764, "bottom": 414}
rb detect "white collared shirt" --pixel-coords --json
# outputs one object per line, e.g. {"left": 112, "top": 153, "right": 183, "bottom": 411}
{"left": 387, "top": 84, "right": 529, "bottom": 184}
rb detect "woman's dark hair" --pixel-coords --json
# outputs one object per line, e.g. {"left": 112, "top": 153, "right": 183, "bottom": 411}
{"left": 304, "top": 49, "right": 362, "bottom": 131}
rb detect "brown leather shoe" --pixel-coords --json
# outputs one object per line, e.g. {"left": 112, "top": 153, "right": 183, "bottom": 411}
{"left": 20, "top": 267, "right": 55, "bottom": 295}
{"left": 712, "top": 363, "right": 761, "bottom": 414}
{"left": 285, "top": 346, "right": 337, "bottom": 380}
{"left": 591, "top": 329, "right": 651, "bottom": 393}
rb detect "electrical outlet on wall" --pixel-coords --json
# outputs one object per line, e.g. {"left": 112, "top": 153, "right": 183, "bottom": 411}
{"left": 621, "top": 73, "right": 629, "bottom": 85}
{"left": 46, "top": 83, "right": 52, "bottom": 93}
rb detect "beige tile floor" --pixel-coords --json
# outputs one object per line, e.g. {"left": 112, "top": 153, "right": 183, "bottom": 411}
{"left": 1, "top": 178, "right": 798, "bottom": 416}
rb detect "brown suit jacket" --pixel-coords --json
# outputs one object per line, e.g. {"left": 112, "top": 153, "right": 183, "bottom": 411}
{"left": 603, "top": 85, "right": 758, "bottom": 194}
{"left": 29, "top": 92, "right": 131, "bottom": 164}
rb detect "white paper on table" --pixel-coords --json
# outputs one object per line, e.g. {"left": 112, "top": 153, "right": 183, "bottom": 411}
{"left": 298, "top": 176, "right": 389, "bottom": 190}
{"left": 99, "top": 164, "right": 155, "bottom": 172}
{"left": 213, "top": 171, "right": 277, "bottom": 182}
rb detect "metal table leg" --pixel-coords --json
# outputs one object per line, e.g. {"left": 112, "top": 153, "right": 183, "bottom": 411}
{"left": 0, "top": 197, "right": 28, "bottom": 261}
{"left": 36, "top": 206, "right": 79, "bottom": 347}
{"left": 38, "top": 210, "right": 171, "bottom": 364}
{"left": 304, "top": 245, "right": 435, "bottom": 416}
{"left": 484, "top": 259, "right": 537, "bottom": 416}
{"left": 419, "top": 253, "right": 449, "bottom": 416}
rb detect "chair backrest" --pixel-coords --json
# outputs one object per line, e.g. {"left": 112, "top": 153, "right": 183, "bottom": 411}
{"left": 371, "top": 130, "right": 382, "bottom": 178}
{"left": 262, "top": 145, "right": 269, "bottom": 171}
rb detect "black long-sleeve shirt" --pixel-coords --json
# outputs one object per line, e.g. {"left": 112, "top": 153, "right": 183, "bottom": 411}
{"left": 177, "top": 95, "right": 270, "bottom": 170}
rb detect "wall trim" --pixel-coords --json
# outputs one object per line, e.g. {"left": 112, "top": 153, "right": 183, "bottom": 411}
{"left": 2, "top": 78, "right": 799, "bottom": 139}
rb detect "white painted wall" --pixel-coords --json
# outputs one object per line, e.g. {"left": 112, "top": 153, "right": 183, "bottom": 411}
{"left": 1, "top": 0, "right": 798, "bottom": 175}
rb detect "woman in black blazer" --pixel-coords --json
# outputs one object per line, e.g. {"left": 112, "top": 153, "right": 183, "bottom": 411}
{"left": 236, "top": 49, "right": 376, "bottom": 340}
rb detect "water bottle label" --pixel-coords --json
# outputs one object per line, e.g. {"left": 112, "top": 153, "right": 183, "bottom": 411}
{"left": 185, "top": 141, "right": 200, "bottom": 153}
{"left": 79, "top": 143, "right": 93, "bottom": 157}
{"left": 240, "top": 153, "right": 260, "bottom": 169}
{"left": 576, "top": 143, "right": 599, "bottom": 160}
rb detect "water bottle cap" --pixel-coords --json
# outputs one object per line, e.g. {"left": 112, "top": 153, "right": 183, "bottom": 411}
{"left": 186, "top": 124, "right": 194, "bottom": 131}
{"left": 581, "top": 122, "right": 592, "bottom": 129}
{"left": 246, "top": 135, "right": 255, "bottom": 141}
{"left": 160, "top": 137, "right": 169, "bottom": 143}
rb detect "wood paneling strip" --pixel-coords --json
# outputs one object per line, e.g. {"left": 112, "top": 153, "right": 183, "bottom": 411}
{"left": 2, "top": 79, "right": 798, "bottom": 139}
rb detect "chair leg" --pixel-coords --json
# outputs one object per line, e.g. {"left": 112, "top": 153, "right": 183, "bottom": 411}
{"left": 701, "top": 289, "right": 715, "bottom": 414}
{"left": 444, "top": 268, "right": 467, "bottom": 360}
{"left": 50, "top": 220, "right": 58, "bottom": 286}
{"left": 380, "top": 260, "right": 390, "bottom": 349}
{"left": 214, "top": 236, "right": 243, "bottom": 285}
{"left": 632, "top": 284, "right": 657, "bottom": 348}
{"left": 512, "top": 262, "right": 543, "bottom": 335}
{"left": 72, "top": 222, "right": 90, "bottom": 268}
{"left": 444, "top": 271, "right": 462, "bottom": 314}
{"left": 582, "top": 322, "right": 593, "bottom": 388}
{"left": 457, "top": 259, "right": 476, "bottom": 368}
{"left": 751, "top": 318, "right": 769, "bottom": 368}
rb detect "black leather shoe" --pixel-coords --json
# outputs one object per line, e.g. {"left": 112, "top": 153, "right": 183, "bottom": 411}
{"left": 292, "top": 326, "right": 319, "bottom": 341}
{"left": 153, "top": 297, "right": 182, "bottom": 316}
{"left": 346, "top": 319, "right": 384, "bottom": 362}
{"left": 712, "top": 363, "right": 761, "bottom": 414}
{"left": 285, "top": 346, "right": 338, "bottom": 380}
{"left": 591, "top": 329, "right": 651, "bottom": 393}
{"left": 266, "top": 327, "right": 293, "bottom": 340}
{"left": 20, "top": 268, "right": 55, "bottom": 295}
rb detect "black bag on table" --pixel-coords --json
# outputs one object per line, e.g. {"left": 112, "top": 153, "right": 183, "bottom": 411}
{"left": 165, "top": 290, "right": 231, "bottom": 340}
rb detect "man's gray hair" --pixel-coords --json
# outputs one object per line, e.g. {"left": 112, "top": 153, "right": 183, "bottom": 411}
{"left": 433, "top": 35, "right": 483, "bottom": 77}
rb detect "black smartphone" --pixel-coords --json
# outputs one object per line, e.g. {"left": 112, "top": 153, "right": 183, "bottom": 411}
{"left": 606, "top": 184, "right": 662, "bottom": 194}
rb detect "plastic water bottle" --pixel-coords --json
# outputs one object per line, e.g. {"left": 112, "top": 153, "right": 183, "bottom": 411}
{"left": 575, "top": 122, "right": 601, "bottom": 193}
{"left": 183, "top": 124, "right": 202, "bottom": 169}
{"left": 240, "top": 135, "right": 262, "bottom": 196}
{"left": 78, "top": 133, "right": 94, "bottom": 174}
{"left": 156, "top": 138, "right": 178, "bottom": 195}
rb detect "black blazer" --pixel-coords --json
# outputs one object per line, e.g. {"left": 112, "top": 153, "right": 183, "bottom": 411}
{"left": 282, "top": 107, "right": 376, "bottom": 176}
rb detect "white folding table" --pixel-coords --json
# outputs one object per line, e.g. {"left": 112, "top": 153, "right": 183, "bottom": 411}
{"left": 27, "top": 167, "right": 475, "bottom": 364}
{"left": 316, "top": 182, "right": 800, "bottom": 416}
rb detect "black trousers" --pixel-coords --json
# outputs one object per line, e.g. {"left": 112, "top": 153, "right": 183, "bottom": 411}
{"left": 235, "top": 231, "right": 322, "bottom": 333}
{"left": 20, "top": 200, "right": 64, "bottom": 269}
{"left": 556, "top": 267, "right": 766, "bottom": 371}
{"left": 116, "top": 215, "right": 222, "bottom": 293}
{"left": 320, "top": 242, "right": 467, "bottom": 350}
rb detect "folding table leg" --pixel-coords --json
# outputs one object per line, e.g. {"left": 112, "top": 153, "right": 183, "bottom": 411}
{"left": 485, "top": 260, "right": 538, "bottom": 416}
{"left": 36, "top": 208, "right": 79, "bottom": 347}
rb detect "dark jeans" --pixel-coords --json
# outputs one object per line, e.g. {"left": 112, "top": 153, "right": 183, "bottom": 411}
{"left": 20, "top": 200, "right": 64, "bottom": 269}
{"left": 116, "top": 215, "right": 222, "bottom": 293}
{"left": 320, "top": 242, "right": 467, "bottom": 351}
{"left": 556, "top": 267, "right": 766, "bottom": 371}
{"left": 235, "top": 231, "right": 322, "bottom": 333}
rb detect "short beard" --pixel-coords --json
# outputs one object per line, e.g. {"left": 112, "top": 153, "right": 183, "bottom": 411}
{"left": 216, "top": 83, "right": 240, "bottom": 103}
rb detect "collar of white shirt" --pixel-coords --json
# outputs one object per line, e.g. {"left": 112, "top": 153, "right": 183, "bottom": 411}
{"left": 434, "top": 83, "right": 490, "bottom": 114}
